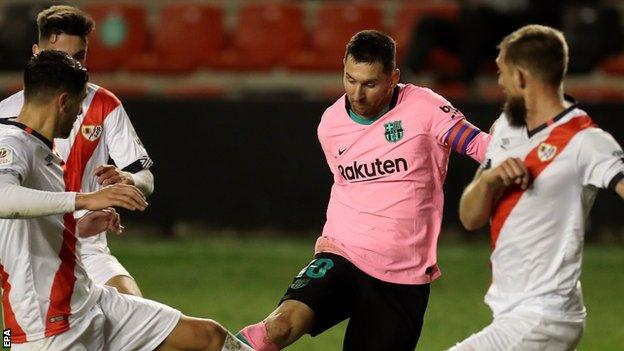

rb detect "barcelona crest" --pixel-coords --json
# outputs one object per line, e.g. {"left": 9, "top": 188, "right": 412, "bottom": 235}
{"left": 384, "top": 120, "right": 404, "bottom": 143}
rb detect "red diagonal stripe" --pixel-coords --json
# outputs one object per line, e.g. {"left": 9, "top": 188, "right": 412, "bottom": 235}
{"left": 490, "top": 116, "right": 595, "bottom": 250}
{"left": 63, "top": 87, "right": 120, "bottom": 192}
{"left": 45, "top": 87, "right": 119, "bottom": 337}
{"left": 1, "top": 264, "right": 26, "bottom": 343}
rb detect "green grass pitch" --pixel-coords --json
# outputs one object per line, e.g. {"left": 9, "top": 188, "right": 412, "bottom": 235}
{"left": 104, "top": 235, "right": 624, "bottom": 350}
{"left": 2, "top": 235, "right": 621, "bottom": 349}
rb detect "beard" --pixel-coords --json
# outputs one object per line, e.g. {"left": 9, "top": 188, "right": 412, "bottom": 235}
{"left": 58, "top": 112, "right": 78, "bottom": 139}
{"left": 503, "top": 95, "right": 527, "bottom": 128}
{"left": 59, "top": 127, "right": 72, "bottom": 139}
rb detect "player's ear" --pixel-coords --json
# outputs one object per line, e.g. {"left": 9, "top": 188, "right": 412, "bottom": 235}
{"left": 391, "top": 68, "right": 400, "bottom": 87}
{"left": 57, "top": 92, "right": 70, "bottom": 112}
{"left": 32, "top": 44, "right": 40, "bottom": 57}
{"left": 513, "top": 67, "right": 526, "bottom": 90}
{"left": 518, "top": 69, "right": 527, "bottom": 90}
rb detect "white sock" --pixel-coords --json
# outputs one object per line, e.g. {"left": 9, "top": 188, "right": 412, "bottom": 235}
{"left": 222, "top": 331, "right": 256, "bottom": 351}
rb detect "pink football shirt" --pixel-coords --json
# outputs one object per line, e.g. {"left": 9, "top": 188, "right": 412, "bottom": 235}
{"left": 316, "top": 83, "right": 489, "bottom": 284}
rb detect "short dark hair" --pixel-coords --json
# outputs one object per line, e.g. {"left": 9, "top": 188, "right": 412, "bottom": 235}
{"left": 24, "top": 50, "right": 88, "bottom": 103}
{"left": 345, "top": 30, "right": 396, "bottom": 73}
{"left": 37, "top": 5, "right": 94, "bottom": 42}
{"left": 499, "top": 24, "right": 568, "bottom": 87}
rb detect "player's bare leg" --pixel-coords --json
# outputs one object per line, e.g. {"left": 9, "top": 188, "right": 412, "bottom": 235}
{"left": 237, "top": 300, "right": 314, "bottom": 351}
{"left": 265, "top": 301, "right": 315, "bottom": 346}
{"left": 157, "top": 316, "right": 254, "bottom": 351}
{"left": 105, "top": 274, "right": 143, "bottom": 296}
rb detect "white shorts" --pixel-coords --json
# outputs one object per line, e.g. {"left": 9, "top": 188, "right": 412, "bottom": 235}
{"left": 448, "top": 311, "right": 585, "bottom": 351}
{"left": 13, "top": 285, "right": 182, "bottom": 351}
{"left": 81, "top": 251, "right": 133, "bottom": 285}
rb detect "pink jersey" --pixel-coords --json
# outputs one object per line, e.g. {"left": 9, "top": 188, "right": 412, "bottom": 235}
{"left": 316, "top": 83, "right": 490, "bottom": 284}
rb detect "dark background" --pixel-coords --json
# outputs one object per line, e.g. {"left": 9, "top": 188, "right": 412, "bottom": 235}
{"left": 119, "top": 97, "right": 624, "bottom": 236}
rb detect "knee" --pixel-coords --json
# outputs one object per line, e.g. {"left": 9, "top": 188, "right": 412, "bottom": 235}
{"left": 105, "top": 276, "right": 143, "bottom": 297}
{"left": 264, "top": 312, "right": 297, "bottom": 345}
{"left": 115, "top": 284, "right": 142, "bottom": 297}
{"left": 195, "top": 320, "right": 228, "bottom": 351}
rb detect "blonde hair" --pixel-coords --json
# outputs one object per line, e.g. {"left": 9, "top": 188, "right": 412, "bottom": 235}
{"left": 499, "top": 24, "right": 568, "bottom": 87}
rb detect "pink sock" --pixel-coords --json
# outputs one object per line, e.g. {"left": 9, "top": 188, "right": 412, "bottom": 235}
{"left": 238, "top": 322, "right": 279, "bottom": 351}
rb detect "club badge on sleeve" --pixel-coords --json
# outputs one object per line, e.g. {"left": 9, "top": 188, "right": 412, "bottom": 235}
{"left": 0, "top": 147, "right": 13, "bottom": 165}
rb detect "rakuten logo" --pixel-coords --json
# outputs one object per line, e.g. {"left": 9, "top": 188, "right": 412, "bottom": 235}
{"left": 338, "top": 158, "right": 408, "bottom": 182}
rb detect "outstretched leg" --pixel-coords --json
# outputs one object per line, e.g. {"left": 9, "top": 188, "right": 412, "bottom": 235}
{"left": 158, "top": 315, "right": 255, "bottom": 351}
{"left": 237, "top": 300, "right": 314, "bottom": 350}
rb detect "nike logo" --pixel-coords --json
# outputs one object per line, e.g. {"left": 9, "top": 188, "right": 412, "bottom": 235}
{"left": 338, "top": 148, "right": 346, "bottom": 155}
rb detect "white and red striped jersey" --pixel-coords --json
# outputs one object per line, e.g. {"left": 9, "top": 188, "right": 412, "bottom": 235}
{"left": 0, "top": 120, "right": 100, "bottom": 343}
{"left": 484, "top": 103, "right": 624, "bottom": 320}
{"left": 0, "top": 83, "right": 152, "bottom": 253}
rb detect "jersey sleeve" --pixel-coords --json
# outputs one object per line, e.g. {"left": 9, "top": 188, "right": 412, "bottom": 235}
{"left": 103, "top": 104, "right": 153, "bottom": 173}
{"left": 317, "top": 114, "right": 338, "bottom": 172}
{"left": 482, "top": 115, "right": 506, "bottom": 169}
{"left": 0, "top": 136, "right": 31, "bottom": 184}
{"left": 576, "top": 128, "right": 624, "bottom": 190}
{"left": 0, "top": 91, "right": 25, "bottom": 119}
{"left": 427, "top": 93, "right": 488, "bottom": 163}
{"left": 446, "top": 125, "right": 491, "bottom": 163}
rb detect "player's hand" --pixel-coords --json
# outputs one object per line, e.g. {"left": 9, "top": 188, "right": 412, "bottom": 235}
{"left": 75, "top": 208, "right": 124, "bottom": 238}
{"left": 481, "top": 157, "right": 530, "bottom": 190}
{"left": 75, "top": 184, "right": 148, "bottom": 211}
{"left": 93, "top": 165, "right": 134, "bottom": 187}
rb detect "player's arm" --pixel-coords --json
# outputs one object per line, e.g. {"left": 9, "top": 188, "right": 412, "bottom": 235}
{"left": 0, "top": 177, "right": 136, "bottom": 237}
{"left": 0, "top": 143, "right": 76, "bottom": 218}
{"left": 0, "top": 172, "right": 75, "bottom": 218}
{"left": 616, "top": 178, "right": 624, "bottom": 199}
{"left": 459, "top": 157, "right": 530, "bottom": 230}
{"left": 93, "top": 165, "right": 154, "bottom": 196}
{"left": 445, "top": 120, "right": 491, "bottom": 163}
{"left": 130, "top": 168, "right": 153, "bottom": 195}
{"left": 430, "top": 99, "right": 491, "bottom": 163}
{"left": 0, "top": 139, "right": 146, "bottom": 228}
{"left": 75, "top": 184, "right": 148, "bottom": 211}
{"left": 0, "top": 178, "right": 147, "bottom": 219}
{"left": 577, "top": 129, "right": 624, "bottom": 200}
{"left": 75, "top": 207, "right": 123, "bottom": 238}
{"left": 101, "top": 98, "right": 155, "bottom": 196}
{"left": 0, "top": 180, "right": 121, "bottom": 238}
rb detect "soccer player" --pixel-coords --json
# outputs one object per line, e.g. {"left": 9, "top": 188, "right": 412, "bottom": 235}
{"left": 0, "top": 5, "right": 150, "bottom": 296}
{"left": 0, "top": 50, "right": 253, "bottom": 351}
{"left": 236, "top": 30, "right": 490, "bottom": 351}
{"left": 451, "top": 25, "right": 624, "bottom": 350}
